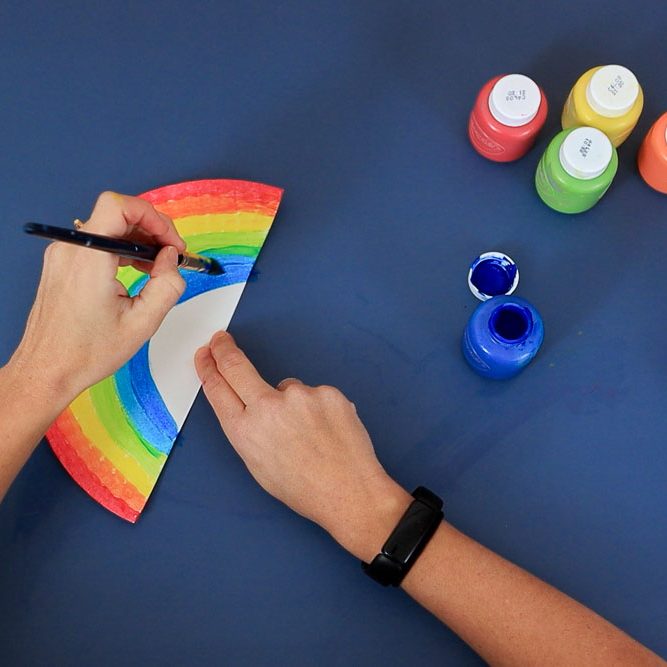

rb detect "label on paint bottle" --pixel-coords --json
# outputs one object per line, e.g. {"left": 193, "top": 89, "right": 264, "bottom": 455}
{"left": 488, "top": 74, "right": 542, "bottom": 127}
{"left": 586, "top": 65, "right": 639, "bottom": 118}
{"left": 558, "top": 127, "right": 613, "bottom": 180}
{"left": 469, "top": 113, "right": 505, "bottom": 154}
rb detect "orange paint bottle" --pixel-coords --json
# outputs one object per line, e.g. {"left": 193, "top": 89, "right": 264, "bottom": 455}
{"left": 637, "top": 112, "right": 667, "bottom": 194}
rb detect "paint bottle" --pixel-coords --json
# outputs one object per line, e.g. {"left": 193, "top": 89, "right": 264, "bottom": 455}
{"left": 462, "top": 295, "right": 544, "bottom": 380}
{"left": 561, "top": 65, "right": 643, "bottom": 147}
{"left": 468, "top": 74, "right": 548, "bottom": 162}
{"left": 637, "top": 112, "right": 667, "bottom": 194}
{"left": 535, "top": 126, "right": 618, "bottom": 214}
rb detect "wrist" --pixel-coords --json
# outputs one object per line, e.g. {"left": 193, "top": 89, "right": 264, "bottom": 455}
{"left": 6, "top": 350, "right": 78, "bottom": 415}
{"left": 327, "top": 475, "right": 413, "bottom": 562}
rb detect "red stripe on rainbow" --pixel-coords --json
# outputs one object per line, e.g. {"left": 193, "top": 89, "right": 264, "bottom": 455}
{"left": 141, "top": 179, "right": 283, "bottom": 217}
{"left": 48, "top": 411, "right": 140, "bottom": 523}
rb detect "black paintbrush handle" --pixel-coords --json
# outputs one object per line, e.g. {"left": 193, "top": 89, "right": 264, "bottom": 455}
{"left": 23, "top": 222, "right": 223, "bottom": 274}
{"left": 25, "top": 223, "right": 160, "bottom": 260}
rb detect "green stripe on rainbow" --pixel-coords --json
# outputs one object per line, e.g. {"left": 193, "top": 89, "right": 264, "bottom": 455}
{"left": 47, "top": 180, "right": 283, "bottom": 522}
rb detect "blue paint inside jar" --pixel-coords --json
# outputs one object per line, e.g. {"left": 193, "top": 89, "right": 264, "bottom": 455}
{"left": 470, "top": 257, "right": 517, "bottom": 297}
{"left": 489, "top": 303, "right": 532, "bottom": 343}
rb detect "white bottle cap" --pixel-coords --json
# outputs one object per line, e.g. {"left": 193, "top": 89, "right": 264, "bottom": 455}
{"left": 585, "top": 65, "right": 639, "bottom": 118}
{"left": 558, "top": 127, "right": 613, "bottom": 180}
{"left": 488, "top": 74, "right": 541, "bottom": 127}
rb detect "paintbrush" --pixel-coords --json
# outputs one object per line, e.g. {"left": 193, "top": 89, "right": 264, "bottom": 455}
{"left": 23, "top": 222, "right": 224, "bottom": 275}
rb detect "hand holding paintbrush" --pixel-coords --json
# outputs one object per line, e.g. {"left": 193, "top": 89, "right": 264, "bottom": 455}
{"left": 15, "top": 192, "right": 196, "bottom": 397}
{"left": 24, "top": 220, "right": 223, "bottom": 275}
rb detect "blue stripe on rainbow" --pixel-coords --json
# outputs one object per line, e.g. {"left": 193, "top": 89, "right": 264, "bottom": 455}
{"left": 115, "top": 345, "right": 176, "bottom": 455}
{"left": 125, "top": 253, "right": 256, "bottom": 301}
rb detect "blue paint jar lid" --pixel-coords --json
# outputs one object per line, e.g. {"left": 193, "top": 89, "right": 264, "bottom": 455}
{"left": 468, "top": 251, "right": 519, "bottom": 301}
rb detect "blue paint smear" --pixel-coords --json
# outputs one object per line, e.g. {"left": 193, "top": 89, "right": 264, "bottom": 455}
{"left": 126, "top": 253, "right": 255, "bottom": 302}
{"left": 116, "top": 250, "right": 256, "bottom": 454}
{"left": 178, "top": 254, "right": 254, "bottom": 303}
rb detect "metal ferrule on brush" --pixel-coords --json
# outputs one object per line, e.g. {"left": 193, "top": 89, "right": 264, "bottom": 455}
{"left": 177, "top": 253, "right": 223, "bottom": 275}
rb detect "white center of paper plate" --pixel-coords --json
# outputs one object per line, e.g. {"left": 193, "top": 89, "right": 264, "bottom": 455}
{"left": 149, "top": 283, "right": 246, "bottom": 429}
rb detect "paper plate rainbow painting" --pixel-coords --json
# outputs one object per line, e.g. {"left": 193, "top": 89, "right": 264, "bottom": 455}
{"left": 46, "top": 179, "right": 283, "bottom": 522}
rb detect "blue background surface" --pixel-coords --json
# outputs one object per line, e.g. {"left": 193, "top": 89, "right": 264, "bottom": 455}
{"left": 1, "top": 1, "right": 666, "bottom": 664}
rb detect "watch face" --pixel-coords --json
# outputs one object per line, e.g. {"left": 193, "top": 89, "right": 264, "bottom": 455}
{"left": 364, "top": 489, "right": 443, "bottom": 587}
{"left": 383, "top": 501, "right": 440, "bottom": 564}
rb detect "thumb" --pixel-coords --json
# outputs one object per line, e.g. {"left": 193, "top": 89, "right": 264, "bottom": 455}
{"left": 128, "top": 246, "right": 185, "bottom": 336}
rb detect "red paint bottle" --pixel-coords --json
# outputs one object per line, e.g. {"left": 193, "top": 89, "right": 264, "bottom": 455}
{"left": 468, "top": 74, "right": 548, "bottom": 162}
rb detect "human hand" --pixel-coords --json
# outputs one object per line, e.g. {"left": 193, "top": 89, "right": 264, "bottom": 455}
{"left": 195, "top": 331, "right": 411, "bottom": 561}
{"left": 11, "top": 192, "right": 186, "bottom": 402}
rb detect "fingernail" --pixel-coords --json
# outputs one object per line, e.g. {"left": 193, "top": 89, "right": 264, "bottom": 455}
{"left": 166, "top": 246, "right": 178, "bottom": 262}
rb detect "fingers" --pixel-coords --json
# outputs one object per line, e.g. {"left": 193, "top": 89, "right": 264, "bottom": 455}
{"left": 85, "top": 191, "right": 186, "bottom": 252}
{"left": 126, "top": 246, "right": 185, "bottom": 336}
{"left": 277, "top": 377, "right": 304, "bottom": 391}
{"left": 208, "top": 330, "right": 274, "bottom": 405}
{"left": 194, "top": 346, "right": 244, "bottom": 424}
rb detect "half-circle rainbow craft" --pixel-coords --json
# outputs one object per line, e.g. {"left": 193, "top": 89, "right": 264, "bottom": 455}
{"left": 47, "top": 179, "right": 283, "bottom": 523}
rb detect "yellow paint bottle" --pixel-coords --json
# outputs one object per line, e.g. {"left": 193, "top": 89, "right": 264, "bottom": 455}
{"left": 561, "top": 65, "right": 643, "bottom": 147}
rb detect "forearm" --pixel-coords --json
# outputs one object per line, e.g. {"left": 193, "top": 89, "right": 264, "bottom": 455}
{"left": 0, "top": 358, "right": 71, "bottom": 500}
{"left": 402, "top": 522, "right": 662, "bottom": 666}
{"left": 331, "top": 483, "right": 664, "bottom": 667}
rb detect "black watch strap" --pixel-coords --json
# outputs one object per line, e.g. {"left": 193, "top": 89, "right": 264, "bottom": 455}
{"left": 362, "top": 486, "right": 444, "bottom": 587}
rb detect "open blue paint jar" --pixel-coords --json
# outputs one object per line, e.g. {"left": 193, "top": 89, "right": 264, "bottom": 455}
{"left": 463, "top": 252, "right": 543, "bottom": 379}
{"left": 462, "top": 295, "right": 544, "bottom": 380}
{"left": 468, "top": 251, "right": 519, "bottom": 301}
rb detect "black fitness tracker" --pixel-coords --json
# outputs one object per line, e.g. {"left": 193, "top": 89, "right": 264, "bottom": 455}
{"left": 362, "top": 486, "right": 444, "bottom": 587}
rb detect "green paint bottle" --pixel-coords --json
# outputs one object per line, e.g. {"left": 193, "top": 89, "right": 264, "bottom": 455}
{"left": 535, "top": 126, "right": 618, "bottom": 214}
